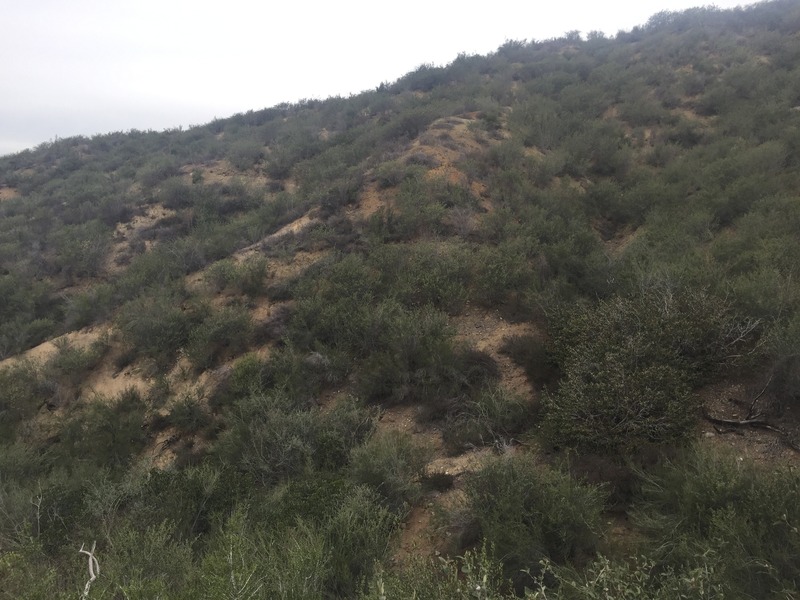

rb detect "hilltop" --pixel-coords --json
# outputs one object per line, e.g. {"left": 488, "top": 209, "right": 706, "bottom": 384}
{"left": 2, "top": 2, "right": 800, "bottom": 597}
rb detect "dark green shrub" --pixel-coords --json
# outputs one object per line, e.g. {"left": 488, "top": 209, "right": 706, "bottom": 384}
{"left": 313, "top": 397, "right": 376, "bottom": 471}
{"left": 204, "top": 258, "right": 236, "bottom": 292}
{"left": 633, "top": 446, "right": 800, "bottom": 598}
{"left": 349, "top": 430, "right": 431, "bottom": 514}
{"left": 215, "top": 390, "right": 370, "bottom": 486}
{"left": 372, "top": 242, "right": 471, "bottom": 314}
{"left": 115, "top": 289, "right": 199, "bottom": 368}
{"left": 58, "top": 387, "right": 149, "bottom": 468}
{"left": 228, "top": 140, "right": 264, "bottom": 171}
{"left": 62, "top": 283, "right": 115, "bottom": 329}
{"left": 49, "top": 220, "right": 110, "bottom": 283}
{"left": 324, "top": 485, "right": 397, "bottom": 597}
{"left": 543, "top": 289, "right": 761, "bottom": 453}
{"left": 362, "top": 545, "right": 513, "bottom": 600}
{"left": 185, "top": 305, "right": 252, "bottom": 371}
{"left": 45, "top": 336, "right": 107, "bottom": 389}
{"left": 158, "top": 177, "right": 195, "bottom": 209}
{"left": 443, "top": 386, "right": 531, "bottom": 453}
{"left": 465, "top": 454, "right": 606, "bottom": 589}
{"left": 373, "top": 160, "right": 407, "bottom": 189}
{"left": 138, "top": 156, "right": 179, "bottom": 189}
{"left": 166, "top": 393, "right": 212, "bottom": 434}
{"left": 95, "top": 521, "right": 194, "bottom": 598}
{"left": 0, "top": 360, "right": 49, "bottom": 439}
{"left": 232, "top": 255, "right": 269, "bottom": 297}
{"left": 354, "top": 304, "right": 464, "bottom": 410}
{"left": 499, "top": 334, "right": 560, "bottom": 390}
{"left": 218, "top": 393, "right": 304, "bottom": 483}
{"left": 472, "top": 241, "right": 537, "bottom": 314}
{"left": 543, "top": 358, "right": 696, "bottom": 454}
{"left": 527, "top": 555, "right": 725, "bottom": 599}
{"left": 208, "top": 352, "right": 270, "bottom": 412}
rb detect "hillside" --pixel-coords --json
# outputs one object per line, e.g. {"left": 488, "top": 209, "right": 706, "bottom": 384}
{"left": 2, "top": 2, "right": 800, "bottom": 598}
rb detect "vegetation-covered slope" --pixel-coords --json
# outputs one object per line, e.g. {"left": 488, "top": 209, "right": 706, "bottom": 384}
{"left": 2, "top": 1, "right": 800, "bottom": 598}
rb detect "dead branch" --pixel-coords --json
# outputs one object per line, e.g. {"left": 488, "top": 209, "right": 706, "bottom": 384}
{"left": 746, "top": 374, "right": 773, "bottom": 420}
{"left": 703, "top": 410, "right": 799, "bottom": 453}
{"left": 79, "top": 541, "right": 100, "bottom": 600}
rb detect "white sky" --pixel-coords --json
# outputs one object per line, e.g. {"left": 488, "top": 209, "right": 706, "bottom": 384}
{"left": 0, "top": 0, "right": 757, "bottom": 156}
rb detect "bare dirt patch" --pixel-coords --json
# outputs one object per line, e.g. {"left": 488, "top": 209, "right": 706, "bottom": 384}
{"left": 699, "top": 378, "right": 800, "bottom": 466}
{"left": 0, "top": 325, "right": 108, "bottom": 369}
{"left": 0, "top": 186, "right": 20, "bottom": 201}
{"left": 453, "top": 308, "right": 539, "bottom": 399}
{"left": 348, "top": 181, "right": 389, "bottom": 220}
{"left": 268, "top": 249, "right": 328, "bottom": 281}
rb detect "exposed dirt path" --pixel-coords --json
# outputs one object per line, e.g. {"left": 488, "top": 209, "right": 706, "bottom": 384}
{"left": 453, "top": 308, "right": 538, "bottom": 399}
{"left": 384, "top": 305, "right": 540, "bottom": 564}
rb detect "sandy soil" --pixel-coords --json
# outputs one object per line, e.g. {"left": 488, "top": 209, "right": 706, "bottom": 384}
{"left": 0, "top": 186, "right": 20, "bottom": 201}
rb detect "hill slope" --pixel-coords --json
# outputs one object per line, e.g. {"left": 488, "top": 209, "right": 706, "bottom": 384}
{"left": 2, "top": 2, "right": 800, "bottom": 597}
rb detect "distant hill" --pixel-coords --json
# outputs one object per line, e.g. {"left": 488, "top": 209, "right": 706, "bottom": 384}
{"left": 2, "top": 2, "right": 800, "bottom": 597}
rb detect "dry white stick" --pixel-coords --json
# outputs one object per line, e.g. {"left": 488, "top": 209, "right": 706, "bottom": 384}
{"left": 79, "top": 541, "right": 100, "bottom": 600}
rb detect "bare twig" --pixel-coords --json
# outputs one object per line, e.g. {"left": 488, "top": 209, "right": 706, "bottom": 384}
{"left": 30, "top": 486, "right": 43, "bottom": 538}
{"left": 703, "top": 410, "right": 799, "bottom": 453}
{"left": 746, "top": 374, "right": 773, "bottom": 420}
{"left": 79, "top": 541, "right": 100, "bottom": 600}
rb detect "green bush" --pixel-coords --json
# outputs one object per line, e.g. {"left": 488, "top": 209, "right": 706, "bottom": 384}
{"left": 138, "top": 155, "right": 179, "bottom": 189}
{"left": 185, "top": 305, "right": 253, "bottom": 371}
{"left": 465, "top": 454, "right": 606, "bottom": 589}
{"left": 216, "top": 391, "right": 373, "bottom": 486}
{"left": 542, "top": 289, "right": 761, "bottom": 453}
{"left": 204, "top": 258, "right": 236, "bottom": 292}
{"left": 323, "top": 485, "right": 397, "bottom": 597}
{"left": 93, "top": 521, "right": 195, "bottom": 599}
{"left": 228, "top": 140, "right": 264, "bottom": 171}
{"left": 350, "top": 430, "right": 431, "bottom": 514}
{"left": 362, "top": 545, "right": 513, "bottom": 600}
{"left": 354, "top": 304, "right": 465, "bottom": 410}
{"left": 45, "top": 336, "right": 107, "bottom": 390}
{"left": 499, "top": 334, "right": 560, "bottom": 390}
{"left": 443, "top": 386, "right": 531, "bottom": 453}
{"left": 372, "top": 242, "right": 471, "bottom": 315}
{"left": 62, "top": 283, "right": 115, "bottom": 330}
{"left": 233, "top": 255, "right": 269, "bottom": 297}
{"left": 166, "top": 393, "right": 212, "bottom": 435}
{"left": 58, "top": 387, "right": 149, "bottom": 468}
{"left": 199, "top": 507, "right": 329, "bottom": 600}
{"left": 633, "top": 446, "right": 800, "bottom": 598}
{"left": 527, "top": 555, "right": 725, "bottom": 600}
{"left": 0, "top": 360, "right": 48, "bottom": 439}
{"left": 115, "top": 290, "right": 200, "bottom": 368}
{"left": 208, "top": 352, "right": 270, "bottom": 412}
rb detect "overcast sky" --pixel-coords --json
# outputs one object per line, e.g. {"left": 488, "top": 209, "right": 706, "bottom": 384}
{"left": 1, "top": 0, "right": 758, "bottom": 156}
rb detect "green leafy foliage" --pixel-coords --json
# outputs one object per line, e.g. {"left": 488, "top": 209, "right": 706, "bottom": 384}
{"left": 633, "top": 445, "right": 800, "bottom": 598}
{"left": 58, "top": 387, "right": 149, "bottom": 468}
{"left": 443, "top": 385, "right": 531, "bottom": 453}
{"left": 465, "top": 454, "right": 606, "bottom": 589}
{"left": 185, "top": 305, "right": 252, "bottom": 371}
{"left": 543, "top": 289, "right": 760, "bottom": 453}
{"left": 115, "top": 288, "right": 203, "bottom": 368}
{"left": 350, "top": 430, "right": 431, "bottom": 513}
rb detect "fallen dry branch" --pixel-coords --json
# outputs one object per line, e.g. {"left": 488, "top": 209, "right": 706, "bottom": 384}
{"left": 79, "top": 541, "right": 100, "bottom": 600}
{"left": 703, "top": 410, "right": 800, "bottom": 453}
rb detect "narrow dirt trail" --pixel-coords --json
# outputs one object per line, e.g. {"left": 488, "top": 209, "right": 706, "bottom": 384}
{"left": 383, "top": 307, "right": 539, "bottom": 564}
